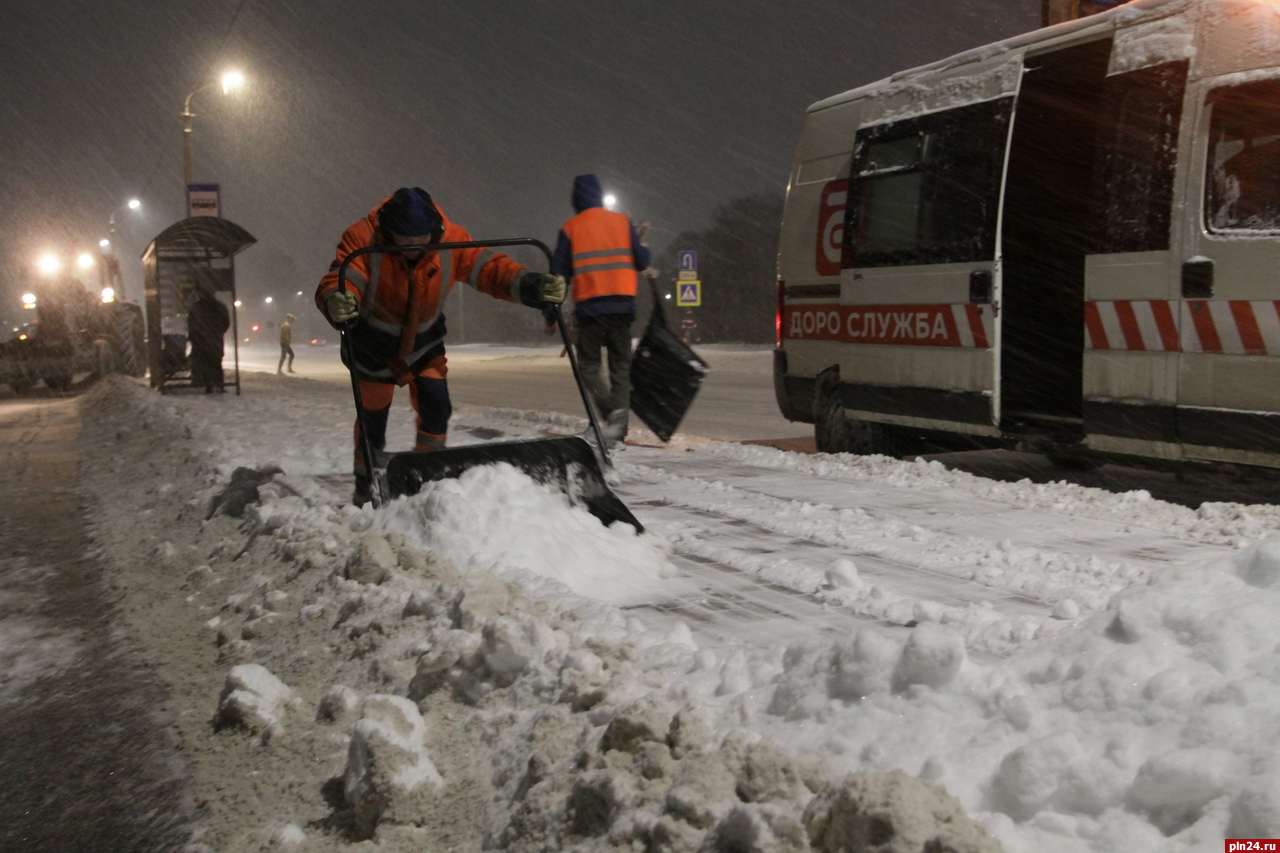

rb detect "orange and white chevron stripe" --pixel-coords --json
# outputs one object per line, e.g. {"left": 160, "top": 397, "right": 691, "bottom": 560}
{"left": 1085, "top": 300, "right": 1280, "bottom": 355}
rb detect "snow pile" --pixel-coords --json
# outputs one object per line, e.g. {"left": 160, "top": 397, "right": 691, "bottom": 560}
{"left": 376, "top": 462, "right": 679, "bottom": 606}
{"left": 78, "top": 372, "right": 1280, "bottom": 851}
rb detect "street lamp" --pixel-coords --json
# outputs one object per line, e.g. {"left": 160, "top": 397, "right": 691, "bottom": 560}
{"left": 182, "top": 70, "right": 245, "bottom": 185}
{"left": 103, "top": 197, "right": 141, "bottom": 253}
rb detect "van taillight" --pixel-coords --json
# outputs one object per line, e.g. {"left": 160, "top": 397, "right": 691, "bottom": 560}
{"left": 775, "top": 280, "right": 785, "bottom": 347}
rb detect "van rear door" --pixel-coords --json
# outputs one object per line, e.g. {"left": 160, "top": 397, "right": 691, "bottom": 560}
{"left": 837, "top": 86, "right": 1013, "bottom": 439}
{"left": 1177, "top": 76, "right": 1280, "bottom": 464}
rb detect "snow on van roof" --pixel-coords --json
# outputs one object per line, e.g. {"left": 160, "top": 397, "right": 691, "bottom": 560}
{"left": 807, "top": 0, "right": 1195, "bottom": 114}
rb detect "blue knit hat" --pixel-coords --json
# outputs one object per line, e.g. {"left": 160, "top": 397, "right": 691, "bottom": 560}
{"left": 380, "top": 187, "right": 441, "bottom": 237}
{"left": 572, "top": 174, "right": 604, "bottom": 214}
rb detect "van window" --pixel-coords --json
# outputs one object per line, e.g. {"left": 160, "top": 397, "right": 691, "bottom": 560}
{"left": 1094, "top": 61, "right": 1187, "bottom": 253}
{"left": 1206, "top": 78, "right": 1280, "bottom": 233}
{"left": 845, "top": 99, "right": 1012, "bottom": 268}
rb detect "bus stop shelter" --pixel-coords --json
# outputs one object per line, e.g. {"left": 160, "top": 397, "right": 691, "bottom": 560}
{"left": 142, "top": 217, "right": 255, "bottom": 394}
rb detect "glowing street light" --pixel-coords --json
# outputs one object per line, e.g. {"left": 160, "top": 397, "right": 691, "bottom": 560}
{"left": 76, "top": 252, "right": 95, "bottom": 270}
{"left": 182, "top": 69, "right": 246, "bottom": 185}
{"left": 603, "top": 193, "right": 618, "bottom": 210}
{"left": 104, "top": 197, "right": 142, "bottom": 253}
{"left": 264, "top": 296, "right": 273, "bottom": 304}
{"left": 36, "top": 253, "right": 61, "bottom": 276}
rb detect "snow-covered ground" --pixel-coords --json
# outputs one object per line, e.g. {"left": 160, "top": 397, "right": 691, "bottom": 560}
{"left": 74, "top": 354, "right": 1280, "bottom": 852}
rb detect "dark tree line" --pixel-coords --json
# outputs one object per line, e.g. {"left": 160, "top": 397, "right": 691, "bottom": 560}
{"left": 651, "top": 192, "right": 784, "bottom": 344}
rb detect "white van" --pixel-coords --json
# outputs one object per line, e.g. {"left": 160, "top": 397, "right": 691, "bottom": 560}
{"left": 774, "top": 0, "right": 1280, "bottom": 470}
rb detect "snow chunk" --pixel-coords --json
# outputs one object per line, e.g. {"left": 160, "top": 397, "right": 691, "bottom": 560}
{"left": 343, "top": 694, "right": 444, "bottom": 837}
{"left": 989, "top": 732, "right": 1119, "bottom": 822}
{"left": 825, "top": 559, "right": 863, "bottom": 590}
{"left": 1229, "top": 769, "right": 1280, "bottom": 839}
{"left": 1128, "top": 748, "right": 1244, "bottom": 834}
{"left": 216, "top": 664, "right": 300, "bottom": 736}
{"left": 316, "top": 684, "right": 360, "bottom": 724}
{"left": 892, "top": 623, "right": 966, "bottom": 692}
{"left": 346, "top": 531, "right": 396, "bottom": 585}
{"left": 1232, "top": 535, "right": 1280, "bottom": 589}
{"left": 831, "top": 628, "right": 900, "bottom": 701}
{"left": 481, "top": 613, "right": 560, "bottom": 686}
{"left": 804, "top": 769, "right": 1001, "bottom": 853}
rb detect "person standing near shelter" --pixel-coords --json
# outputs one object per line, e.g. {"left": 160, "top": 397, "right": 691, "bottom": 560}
{"left": 316, "top": 186, "right": 566, "bottom": 506}
{"left": 277, "top": 312, "right": 296, "bottom": 374}
{"left": 188, "top": 281, "right": 230, "bottom": 393}
{"left": 547, "top": 174, "right": 651, "bottom": 446}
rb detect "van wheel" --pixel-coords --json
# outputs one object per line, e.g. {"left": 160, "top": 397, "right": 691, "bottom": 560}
{"left": 815, "top": 378, "right": 898, "bottom": 456}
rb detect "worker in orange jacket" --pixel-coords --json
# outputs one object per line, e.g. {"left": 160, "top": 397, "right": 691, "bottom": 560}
{"left": 548, "top": 174, "right": 651, "bottom": 446}
{"left": 317, "top": 187, "right": 566, "bottom": 506}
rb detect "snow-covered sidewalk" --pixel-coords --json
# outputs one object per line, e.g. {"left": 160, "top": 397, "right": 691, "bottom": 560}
{"left": 79, "top": 372, "right": 1280, "bottom": 852}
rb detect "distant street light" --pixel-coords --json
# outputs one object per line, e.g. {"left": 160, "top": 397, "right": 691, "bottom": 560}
{"left": 182, "top": 70, "right": 245, "bottom": 186}
{"left": 603, "top": 193, "right": 618, "bottom": 210}
{"left": 264, "top": 296, "right": 273, "bottom": 304}
{"left": 36, "top": 253, "right": 61, "bottom": 276}
{"left": 103, "top": 197, "right": 141, "bottom": 254}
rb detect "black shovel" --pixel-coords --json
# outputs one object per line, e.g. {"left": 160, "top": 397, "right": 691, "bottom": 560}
{"left": 336, "top": 237, "right": 643, "bottom": 532}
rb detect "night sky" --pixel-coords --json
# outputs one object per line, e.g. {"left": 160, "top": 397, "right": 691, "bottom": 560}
{"left": 0, "top": 0, "right": 1038, "bottom": 324}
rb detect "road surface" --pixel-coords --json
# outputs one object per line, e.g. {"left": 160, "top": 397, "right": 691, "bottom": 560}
{"left": 235, "top": 341, "right": 813, "bottom": 446}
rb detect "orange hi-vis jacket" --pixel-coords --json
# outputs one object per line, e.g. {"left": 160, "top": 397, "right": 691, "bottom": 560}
{"left": 560, "top": 207, "right": 640, "bottom": 304}
{"left": 316, "top": 199, "right": 527, "bottom": 384}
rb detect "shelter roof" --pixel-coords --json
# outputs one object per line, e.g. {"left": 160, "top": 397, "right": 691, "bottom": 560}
{"left": 143, "top": 217, "right": 257, "bottom": 258}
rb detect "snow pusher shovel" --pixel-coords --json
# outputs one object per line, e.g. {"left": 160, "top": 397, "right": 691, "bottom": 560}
{"left": 629, "top": 275, "right": 708, "bottom": 442}
{"left": 337, "top": 237, "right": 643, "bottom": 532}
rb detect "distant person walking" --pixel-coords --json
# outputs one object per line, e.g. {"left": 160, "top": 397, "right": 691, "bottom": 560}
{"left": 187, "top": 281, "right": 230, "bottom": 393}
{"left": 277, "top": 313, "right": 296, "bottom": 374}
{"left": 548, "top": 173, "right": 651, "bottom": 446}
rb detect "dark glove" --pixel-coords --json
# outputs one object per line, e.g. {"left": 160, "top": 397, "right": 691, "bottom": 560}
{"left": 325, "top": 291, "right": 358, "bottom": 323}
{"left": 519, "top": 272, "right": 567, "bottom": 307}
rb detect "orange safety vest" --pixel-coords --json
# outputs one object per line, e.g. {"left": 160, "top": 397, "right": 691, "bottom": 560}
{"left": 561, "top": 207, "right": 639, "bottom": 303}
{"left": 316, "top": 199, "right": 526, "bottom": 383}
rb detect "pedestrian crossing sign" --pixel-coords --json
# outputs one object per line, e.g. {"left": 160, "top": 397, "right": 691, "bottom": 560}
{"left": 677, "top": 280, "right": 701, "bottom": 307}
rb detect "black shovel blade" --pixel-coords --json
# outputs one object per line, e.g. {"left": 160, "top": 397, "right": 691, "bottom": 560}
{"left": 384, "top": 436, "right": 643, "bottom": 532}
{"left": 630, "top": 317, "right": 708, "bottom": 443}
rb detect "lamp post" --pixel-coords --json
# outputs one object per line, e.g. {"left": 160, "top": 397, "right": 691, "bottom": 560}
{"left": 97, "top": 198, "right": 140, "bottom": 302}
{"left": 181, "top": 70, "right": 245, "bottom": 186}
{"left": 103, "top": 197, "right": 141, "bottom": 254}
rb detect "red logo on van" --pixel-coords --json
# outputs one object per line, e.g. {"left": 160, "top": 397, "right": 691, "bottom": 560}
{"left": 815, "top": 179, "right": 848, "bottom": 276}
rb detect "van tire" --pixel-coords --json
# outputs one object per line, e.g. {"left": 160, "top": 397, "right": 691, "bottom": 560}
{"left": 815, "top": 372, "right": 899, "bottom": 456}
